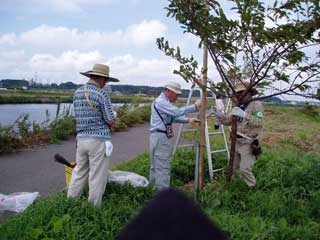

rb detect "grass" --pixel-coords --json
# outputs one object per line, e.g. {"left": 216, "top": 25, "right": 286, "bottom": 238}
{"left": 0, "top": 89, "right": 154, "bottom": 104}
{"left": 0, "top": 104, "right": 319, "bottom": 239}
{"left": 0, "top": 89, "right": 73, "bottom": 104}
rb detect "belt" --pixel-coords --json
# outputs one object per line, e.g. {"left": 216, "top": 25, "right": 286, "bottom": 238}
{"left": 155, "top": 129, "right": 167, "bottom": 134}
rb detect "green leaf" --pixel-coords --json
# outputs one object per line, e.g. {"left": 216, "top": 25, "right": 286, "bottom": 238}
{"left": 30, "top": 228, "right": 42, "bottom": 239}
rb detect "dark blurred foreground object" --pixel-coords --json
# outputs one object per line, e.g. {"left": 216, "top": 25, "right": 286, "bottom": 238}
{"left": 54, "top": 154, "right": 75, "bottom": 168}
{"left": 116, "top": 188, "right": 228, "bottom": 240}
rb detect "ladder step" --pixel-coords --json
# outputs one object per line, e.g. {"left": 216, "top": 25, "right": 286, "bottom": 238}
{"left": 177, "top": 144, "right": 195, "bottom": 148}
{"left": 182, "top": 129, "right": 197, "bottom": 133}
{"left": 212, "top": 168, "right": 224, "bottom": 173}
{"left": 210, "top": 149, "right": 228, "bottom": 154}
{"left": 208, "top": 132, "right": 224, "bottom": 135}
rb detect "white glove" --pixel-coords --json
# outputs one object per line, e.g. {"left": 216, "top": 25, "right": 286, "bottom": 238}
{"left": 105, "top": 141, "right": 113, "bottom": 157}
{"left": 112, "top": 110, "right": 117, "bottom": 118}
{"left": 209, "top": 107, "right": 224, "bottom": 118}
{"left": 188, "top": 118, "right": 200, "bottom": 125}
{"left": 231, "top": 107, "right": 247, "bottom": 118}
{"left": 194, "top": 99, "right": 201, "bottom": 109}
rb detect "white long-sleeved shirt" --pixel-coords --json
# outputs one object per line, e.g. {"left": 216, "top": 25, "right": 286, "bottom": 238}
{"left": 150, "top": 92, "right": 197, "bottom": 132}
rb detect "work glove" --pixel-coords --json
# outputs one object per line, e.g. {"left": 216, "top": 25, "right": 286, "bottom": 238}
{"left": 231, "top": 107, "right": 247, "bottom": 118}
{"left": 208, "top": 106, "right": 224, "bottom": 118}
{"left": 194, "top": 99, "right": 201, "bottom": 110}
{"left": 189, "top": 118, "right": 200, "bottom": 126}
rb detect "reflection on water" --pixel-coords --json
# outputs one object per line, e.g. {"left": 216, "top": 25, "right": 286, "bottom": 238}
{"left": 0, "top": 103, "right": 73, "bottom": 126}
{"left": 0, "top": 103, "right": 127, "bottom": 126}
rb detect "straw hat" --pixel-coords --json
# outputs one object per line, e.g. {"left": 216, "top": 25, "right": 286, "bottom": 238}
{"left": 80, "top": 64, "right": 119, "bottom": 82}
{"left": 165, "top": 81, "right": 182, "bottom": 94}
{"left": 235, "top": 82, "right": 258, "bottom": 96}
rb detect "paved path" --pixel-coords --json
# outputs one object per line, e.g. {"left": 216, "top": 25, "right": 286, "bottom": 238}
{"left": 0, "top": 123, "right": 150, "bottom": 197}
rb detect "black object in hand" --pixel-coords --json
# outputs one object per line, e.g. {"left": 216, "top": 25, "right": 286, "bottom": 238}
{"left": 54, "top": 154, "right": 75, "bottom": 168}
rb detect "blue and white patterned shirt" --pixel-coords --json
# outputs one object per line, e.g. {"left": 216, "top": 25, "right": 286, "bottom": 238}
{"left": 150, "top": 92, "right": 197, "bottom": 132}
{"left": 73, "top": 81, "right": 115, "bottom": 141}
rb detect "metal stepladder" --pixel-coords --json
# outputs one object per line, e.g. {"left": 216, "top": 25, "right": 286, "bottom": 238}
{"left": 172, "top": 84, "right": 230, "bottom": 180}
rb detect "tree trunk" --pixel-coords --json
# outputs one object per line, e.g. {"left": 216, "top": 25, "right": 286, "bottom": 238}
{"left": 227, "top": 116, "right": 238, "bottom": 183}
{"left": 198, "top": 40, "right": 208, "bottom": 191}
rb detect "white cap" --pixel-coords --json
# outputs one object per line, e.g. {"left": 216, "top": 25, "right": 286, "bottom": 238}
{"left": 165, "top": 81, "right": 182, "bottom": 94}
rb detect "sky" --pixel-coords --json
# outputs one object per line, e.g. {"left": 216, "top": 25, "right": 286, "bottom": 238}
{"left": 0, "top": 0, "right": 206, "bottom": 89}
{"left": 0, "top": 0, "right": 318, "bottom": 102}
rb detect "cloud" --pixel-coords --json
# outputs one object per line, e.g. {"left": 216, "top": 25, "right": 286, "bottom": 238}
{"left": 107, "top": 54, "right": 183, "bottom": 87}
{"left": 0, "top": 33, "right": 17, "bottom": 47}
{"left": 0, "top": 48, "right": 191, "bottom": 88}
{"left": 30, "top": 50, "right": 105, "bottom": 73}
{"left": 0, "top": 50, "right": 28, "bottom": 74}
{"left": 1, "top": 20, "right": 166, "bottom": 54}
{"left": 29, "top": 0, "right": 113, "bottom": 13}
{"left": 125, "top": 20, "right": 167, "bottom": 47}
{"left": 0, "top": 18, "right": 170, "bottom": 85}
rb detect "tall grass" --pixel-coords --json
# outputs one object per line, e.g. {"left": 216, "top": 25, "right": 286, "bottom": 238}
{"left": 1, "top": 146, "right": 319, "bottom": 239}
{"left": 0, "top": 104, "right": 319, "bottom": 239}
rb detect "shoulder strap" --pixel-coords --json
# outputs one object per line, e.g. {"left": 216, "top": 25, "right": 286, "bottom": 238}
{"left": 153, "top": 103, "right": 172, "bottom": 126}
{"left": 84, "top": 85, "right": 102, "bottom": 116}
{"left": 83, "top": 85, "right": 112, "bottom": 130}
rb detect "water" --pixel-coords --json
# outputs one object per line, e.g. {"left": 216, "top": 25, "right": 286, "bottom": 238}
{"left": 0, "top": 103, "right": 73, "bottom": 126}
{"left": 0, "top": 103, "right": 130, "bottom": 126}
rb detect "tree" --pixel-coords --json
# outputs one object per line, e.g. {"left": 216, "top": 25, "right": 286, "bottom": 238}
{"left": 157, "top": 0, "right": 320, "bottom": 186}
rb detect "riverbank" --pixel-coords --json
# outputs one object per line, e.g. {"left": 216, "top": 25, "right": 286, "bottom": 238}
{"left": 0, "top": 103, "right": 151, "bottom": 154}
{"left": 0, "top": 89, "right": 154, "bottom": 104}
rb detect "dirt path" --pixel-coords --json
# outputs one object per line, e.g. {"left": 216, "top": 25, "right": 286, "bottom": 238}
{"left": 0, "top": 123, "right": 150, "bottom": 197}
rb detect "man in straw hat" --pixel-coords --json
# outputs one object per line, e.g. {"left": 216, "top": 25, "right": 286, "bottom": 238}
{"left": 213, "top": 82, "right": 263, "bottom": 188}
{"left": 67, "top": 63, "right": 119, "bottom": 207}
{"left": 149, "top": 81, "right": 201, "bottom": 190}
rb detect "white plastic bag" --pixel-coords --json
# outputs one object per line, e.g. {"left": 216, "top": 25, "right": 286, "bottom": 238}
{"left": 105, "top": 141, "right": 113, "bottom": 157}
{"left": 0, "top": 192, "right": 39, "bottom": 213}
{"left": 108, "top": 171, "right": 149, "bottom": 187}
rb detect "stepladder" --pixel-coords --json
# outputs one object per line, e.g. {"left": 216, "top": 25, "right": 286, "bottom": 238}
{"left": 172, "top": 84, "right": 230, "bottom": 180}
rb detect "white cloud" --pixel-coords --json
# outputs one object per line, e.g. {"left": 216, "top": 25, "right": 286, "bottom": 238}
{"left": 30, "top": 0, "right": 114, "bottom": 13}
{"left": 125, "top": 20, "right": 167, "bottom": 47}
{"left": 0, "top": 50, "right": 28, "bottom": 73}
{"left": 30, "top": 50, "right": 105, "bottom": 73}
{"left": 107, "top": 54, "right": 188, "bottom": 87}
{"left": 0, "top": 33, "right": 17, "bottom": 47}
{"left": 3, "top": 20, "right": 166, "bottom": 54}
{"left": 0, "top": 20, "right": 168, "bottom": 83}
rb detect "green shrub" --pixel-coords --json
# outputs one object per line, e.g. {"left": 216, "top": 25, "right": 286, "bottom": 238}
{"left": 299, "top": 104, "right": 320, "bottom": 120}
{"left": 0, "top": 129, "right": 24, "bottom": 153}
{"left": 50, "top": 116, "right": 76, "bottom": 142}
{"left": 112, "top": 119, "right": 128, "bottom": 132}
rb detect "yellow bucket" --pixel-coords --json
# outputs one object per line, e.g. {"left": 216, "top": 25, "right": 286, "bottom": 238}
{"left": 64, "top": 163, "right": 76, "bottom": 186}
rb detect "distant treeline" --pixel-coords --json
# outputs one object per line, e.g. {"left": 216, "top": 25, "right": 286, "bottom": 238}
{"left": 1, "top": 79, "right": 286, "bottom": 102}
{"left": 0, "top": 79, "right": 199, "bottom": 97}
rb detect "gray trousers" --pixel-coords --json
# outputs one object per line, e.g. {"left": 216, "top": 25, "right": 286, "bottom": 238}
{"left": 149, "top": 132, "right": 173, "bottom": 190}
{"left": 234, "top": 138, "right": 256, "bottom": 187}
{"left": 67, "top": 139, "right": 110, "bottom": 207}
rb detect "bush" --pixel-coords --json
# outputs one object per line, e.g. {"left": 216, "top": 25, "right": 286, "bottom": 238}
{"left": 0, "top": 130, "right": 24, "bottom": 153}
{"left": 300, "top": 104, "right": 320, "bottom": 120}
{"left": 50, "top": 116, "right": 76, "bottom": 142}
